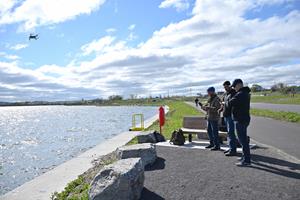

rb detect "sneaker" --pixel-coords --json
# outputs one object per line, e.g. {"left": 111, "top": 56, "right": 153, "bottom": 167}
{"left": 210, "top": 146, "right": 221, "bottom": 151}
{"left": 236, "top": 161, "right": 251, "bottom": 167}
{"left": 205, "top": 144, "right": 214, "bottom": 149}
{"left": 225, "top": 152, "right": 237, "bottom": 157}
{"left": 223, "top": 149, "right": 230, "bottom": 154}
{"left": 237, "top": 157, "right": 244, "bottom": 161}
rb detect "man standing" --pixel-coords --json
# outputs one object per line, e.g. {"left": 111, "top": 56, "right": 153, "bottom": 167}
{"left": 219, "top": 81, "right": 237, "bottom": 156}
{"left": 228, "top": 79, "right": 251, "bottom": 166}
{"left": 195, "top": 98, "right": 199, "bottom": 107}
{"left": 200, "top": 87, "right": 222, "bottom": 151}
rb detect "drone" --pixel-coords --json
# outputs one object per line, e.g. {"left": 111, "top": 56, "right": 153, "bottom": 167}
{"left": 29, "top": 33, "right": 39, "bottom": 40}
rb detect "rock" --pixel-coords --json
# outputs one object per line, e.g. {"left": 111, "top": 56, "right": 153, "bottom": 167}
{"left": 116, "top": 143, "right": 156, "bottom": 167}
{"left": 89, "top": 158, "right": 144, "bottom": 200}
{"left": 136, "top": 131, "right": 157, "bottom": 143}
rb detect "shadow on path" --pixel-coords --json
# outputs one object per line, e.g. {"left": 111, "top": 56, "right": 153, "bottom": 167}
{"left": 145, "top": 157, "right": 165, "bottom": 171}
{"left": 251, "top": 153, "right": 300, "bottom": 179}
{"left": 140, "top": 187, "right": 165, "bottom": 200}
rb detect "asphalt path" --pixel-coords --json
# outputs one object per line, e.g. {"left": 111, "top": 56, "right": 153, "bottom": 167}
{"left": 249, "top": 117, "right": 300, "bottom": 160}
{"left": 141, "top": 146, "right": 300, "bottom": 200}
{"left": 251, "top": 102, "right": 300, "bottom": 113}
{"left": 186, "top": 102, "right": 300, "bottom": 160}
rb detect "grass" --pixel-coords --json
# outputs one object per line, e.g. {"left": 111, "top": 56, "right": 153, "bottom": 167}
{"left": 251, "top": 93, "right": 300, "bottom": 105}
{"left": 51, "top": 176, "right": 89, "bottom": 200}
{"left": 127, "top": 100, "right": 201, "bottom": 145}
{"left": 250, "top": 108, "right": 300, "bottom": 124}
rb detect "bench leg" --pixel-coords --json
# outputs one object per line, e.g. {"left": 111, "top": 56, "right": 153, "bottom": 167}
{"left": 188, "top": 134, "right": 192, "bottom": 142}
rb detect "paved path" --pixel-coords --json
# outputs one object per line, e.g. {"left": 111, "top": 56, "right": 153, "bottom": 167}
{"left": 141, "top": 146, "right": 300, "bottom": 200}
{"left": 186, "top": 102, "right": 300, "bottom": 160}
{"left": 249, "top": 117, "right": 300, "bottom": 160}
{"left": 251, "top": 102, "right": 300, "bottom": 113}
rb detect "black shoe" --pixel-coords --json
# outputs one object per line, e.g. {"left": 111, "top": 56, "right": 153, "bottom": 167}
{"left": 236, "top": 161, "right": 251, "bottom": 167}
{"left": 225, "top": 152, "right": 237, "bottom": 157}
{"left": 210, "top": 146, "right": 221, "bottom": 151}
{"left": 223, "top": 149, "right": 230, "bottom": 154}
{"left": 205, "top": 144, "right": 214, "bottom": 149}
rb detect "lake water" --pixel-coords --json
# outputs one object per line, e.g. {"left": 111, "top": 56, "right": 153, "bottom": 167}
{"left": 0, "top": 106, "right": 157, "bottom": 195}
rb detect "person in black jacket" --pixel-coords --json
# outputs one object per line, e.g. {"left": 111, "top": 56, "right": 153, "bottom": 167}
{"left": 219, "top": 81, "right": 237, "bottom": 156}
{"left": 227, "top": 79, "right": 251, "bottom": 166}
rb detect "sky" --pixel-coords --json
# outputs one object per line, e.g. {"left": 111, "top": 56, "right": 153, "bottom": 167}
{"left": 0, "top": 0, "right": 300, "bottom": 101}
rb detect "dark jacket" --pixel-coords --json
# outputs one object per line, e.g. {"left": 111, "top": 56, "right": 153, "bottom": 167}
{"left": 227, "top": 87, "right": 251, "bottom": 123}
{"left": 222, "top": 89, "right": 236, "bottom": 117}
{"left": 203, "top": 94, "right": 221, "bottom": 121}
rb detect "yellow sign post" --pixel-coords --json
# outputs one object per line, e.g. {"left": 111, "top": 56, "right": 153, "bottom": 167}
{"left": 129, "top": 114, "right": 144, "bottom": 131}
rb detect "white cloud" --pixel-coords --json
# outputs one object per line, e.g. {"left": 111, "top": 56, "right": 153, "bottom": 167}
{"left": 0, "top": 0, "right": 106, "bottom": 31}
{"left": 159, "top": 0, "right": 190, "bottom": 12}
{"left": 9, "top": 43, "right": 29, "bottom": 50}
{"left": 106, "top": 28, "right": 117, "bottom": 34}
{"left": 80, "top": 36, "right": 117, "bottom": 56}
{"left": 128, "top": 24, "right": 136, "bottom": 31}
{"left": 0, "top": 52, "right": 20, "bottom": 60}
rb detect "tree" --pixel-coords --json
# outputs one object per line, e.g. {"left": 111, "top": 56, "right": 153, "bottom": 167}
{"left": 251, "top": 84, "right": 264, "bottom": 92}
{"left": 130, "top": 94, "right": 137, "bottom": 99}
{"left": 271, "top": 83, "right": 286, "bottom": 92}
{"left": 108, "top": 95, "right": 123, "bottom": 101}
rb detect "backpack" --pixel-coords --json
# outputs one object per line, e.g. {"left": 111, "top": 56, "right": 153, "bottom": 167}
{"left": 170, "top": 129, "right": 185, "bottom": 146}
{"left": 153, "top": 131, "right": 166, "bottom": 142}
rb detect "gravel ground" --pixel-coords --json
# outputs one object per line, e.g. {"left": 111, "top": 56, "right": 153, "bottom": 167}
{"left": 140, "top": 145, "right": 300, "bottom": 200}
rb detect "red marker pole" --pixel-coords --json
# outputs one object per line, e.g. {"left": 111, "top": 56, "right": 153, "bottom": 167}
{"left": 159, "top": 106, "right": 165, "bottom": 135}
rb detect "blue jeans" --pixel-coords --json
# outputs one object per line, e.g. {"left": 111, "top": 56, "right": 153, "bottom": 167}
{"left": 224, "top": 116, "right": 236, "bottom": 152}
{"left": 235, "top": 121, "right": 251, "bottom": 163}
{"left": 207, "top": 120, "right": 219, "bottom": 148}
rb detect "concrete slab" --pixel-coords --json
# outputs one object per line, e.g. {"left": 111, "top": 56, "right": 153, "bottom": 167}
{"left": 156, "top": 140, "right": 256, "bottom": 152}
{"left": 1, "top": 110, "right": 162, "bottom": 200}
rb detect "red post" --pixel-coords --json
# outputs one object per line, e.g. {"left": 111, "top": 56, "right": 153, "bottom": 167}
{"left": 159, "top": 106, "right": 165, "bottom": 135}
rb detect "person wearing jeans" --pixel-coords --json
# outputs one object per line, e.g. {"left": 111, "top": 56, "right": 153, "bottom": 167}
{"left": 224, "top": 116, "right": 236, "bottom": 154}
{"left": 219, "top": 81, "right": 237, "bottom": 156}
{"left": 228, "top": 79, "right": 251, "bottom": 166}
{"left": 207, "top": 120, "right": 219, "bottom": 149}
{"left": 235, "top": 121, "right": 251, "bottom": 163}
{"left": 200, "top": 87, "right": 222, "bottom": 151}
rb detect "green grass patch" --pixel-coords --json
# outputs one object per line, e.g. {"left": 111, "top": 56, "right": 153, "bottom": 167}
{"left": 251, "top": 108, "right": 300, "bottom": 123}
{"left": 51, "top": 176, "right": 89, "bottom": 200}
{"left": 251, "top": 93, "right": 300, "bottom": 105}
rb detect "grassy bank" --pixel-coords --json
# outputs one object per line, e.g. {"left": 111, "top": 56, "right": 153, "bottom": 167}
{"left": 251, "top": 93, "right": 300, "bottom": 105}
{"left": 127, "top": 101, "right": 201, "bottom": 145}
{"left": 251, "top": 108, "right": 300, "bottom": 124}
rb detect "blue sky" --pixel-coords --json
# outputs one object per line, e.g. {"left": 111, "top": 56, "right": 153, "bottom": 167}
{"left": 0, "top": 0, "right": 300, "bottom": 101}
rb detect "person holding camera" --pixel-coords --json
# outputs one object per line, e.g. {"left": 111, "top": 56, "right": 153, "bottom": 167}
{"left": 200, "top": 87, "right": 222, "bottom": 151}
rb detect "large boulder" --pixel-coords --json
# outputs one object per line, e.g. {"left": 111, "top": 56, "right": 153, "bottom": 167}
{"left": 116, "top": 143, "right": 156, "bottom": 167}
{"left": 136, "top": 131, "right": 157, "bottom": 143}
{"left": 89, "top": 158, "right": 144, "bottom": 200}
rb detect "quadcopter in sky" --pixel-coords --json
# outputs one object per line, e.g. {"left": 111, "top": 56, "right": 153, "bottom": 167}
{"left": 29, "top": 33, "right": 39, "bottom": 40}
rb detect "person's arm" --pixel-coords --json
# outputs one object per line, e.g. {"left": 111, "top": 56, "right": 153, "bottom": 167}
{"left": 227, "top": 93, "right": 241, "bottom": 107}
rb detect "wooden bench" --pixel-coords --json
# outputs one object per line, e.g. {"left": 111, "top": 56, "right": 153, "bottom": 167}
{"left": 181, "top": 116, "right": 227, "bottom": 142}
